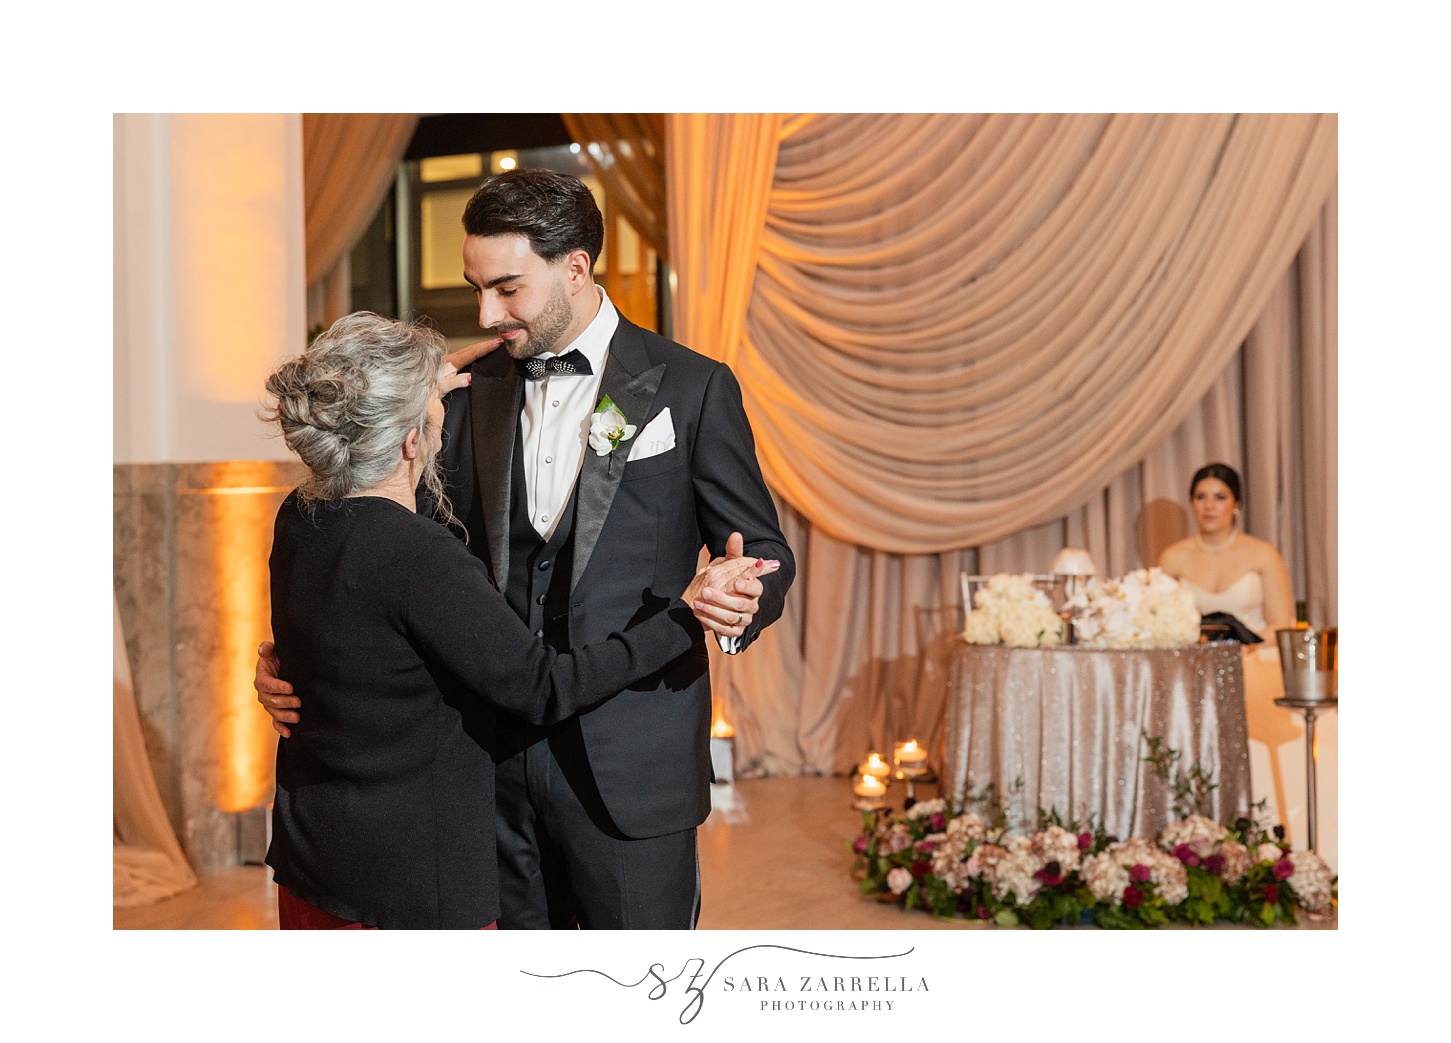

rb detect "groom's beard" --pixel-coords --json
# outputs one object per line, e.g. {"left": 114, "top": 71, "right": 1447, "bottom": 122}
{"left": 500, "top": 277, "right": 574, "bottom": 360}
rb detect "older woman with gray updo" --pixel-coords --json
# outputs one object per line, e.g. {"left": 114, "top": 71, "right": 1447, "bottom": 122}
{"left": 259, "top": 312, "right": 774, "bottom": 930}
{"left": 264, "top": 312, "right": 455, "bottom": 523}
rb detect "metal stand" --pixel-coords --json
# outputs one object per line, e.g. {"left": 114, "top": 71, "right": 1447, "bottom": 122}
{"left": 896, "top": 764, "right": 928, "bottom": 810}
{"left": 1273, "top": 697, "right": 1338, "bottom": 853}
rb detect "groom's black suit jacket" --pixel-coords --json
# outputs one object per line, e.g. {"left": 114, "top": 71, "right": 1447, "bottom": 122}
{"left": 438, "top": 314, "right": 794, "bottom": 838}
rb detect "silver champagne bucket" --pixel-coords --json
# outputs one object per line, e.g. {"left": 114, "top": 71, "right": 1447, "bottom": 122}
{"left": 1276, "top": 626, "right": 1338, "bottom": 702}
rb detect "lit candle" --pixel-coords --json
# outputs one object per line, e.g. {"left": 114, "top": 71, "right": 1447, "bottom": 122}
{"left": 858, "top": 752, "right": 891, "bottom": 780}
{"left": 894, "top": 740, "right": 928, "bottom": 765}
{"left": 853, "top": 773, "right": 887, "bottom": 798}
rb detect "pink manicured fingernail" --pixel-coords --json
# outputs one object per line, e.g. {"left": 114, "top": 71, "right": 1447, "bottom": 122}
{"left": 464, "top": 373, "right": 473, "bottom": 384}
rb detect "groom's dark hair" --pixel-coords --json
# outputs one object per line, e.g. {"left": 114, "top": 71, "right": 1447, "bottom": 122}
{"left": 462, "top": 168, "right": 605, "bottom": 274}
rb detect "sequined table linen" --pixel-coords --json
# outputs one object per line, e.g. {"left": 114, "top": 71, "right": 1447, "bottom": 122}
{"left": 941, "top": 642, "right": 1250, "bottom": 840}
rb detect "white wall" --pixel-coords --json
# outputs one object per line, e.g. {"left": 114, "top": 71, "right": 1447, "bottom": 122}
{"left": 114, "top": 113, "right": 306, "bottom": 464}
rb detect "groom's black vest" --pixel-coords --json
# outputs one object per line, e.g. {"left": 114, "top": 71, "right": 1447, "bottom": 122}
{"left": 503, "top": 421, "right": 577, "bottom": 654}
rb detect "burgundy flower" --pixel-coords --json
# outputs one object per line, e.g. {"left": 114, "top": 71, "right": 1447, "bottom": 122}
{"left": 1203, "top": 853, "right": 1226, "bottom": 876}
{"left": 1033, "top": 860, "right": 1064, "bottom": 886}
{"left": 1272, "top": 857, "right": 1294, "bottom": 881}
{"left": 976, "top": 905, "right": 990, "bottom": 920}
{"left": 911, "top": 859, "right": 930, "bottom": 879}
{"left": 1078, "top": 831, "right": 1094, "bottom": 851}
{"left": 1172, "top": 843, "right": 1200, "bottom": 867}
{"left": 1130, "top": 863, "right": 1152, "bottom": 884}
{"left": 1122, "top": 885, "right": 1145, "bottom": 910}
{"left": 930, "top": 812, "right": 947, "bottom": 831}
{"left": 916, "top": 839, "right": 936, "bottom": 854}
{"left": 1262, "top": 883, "right": 1279, "bottom": 904}
{"left": 853, "top": 836, "right": 869, "bottom": 855}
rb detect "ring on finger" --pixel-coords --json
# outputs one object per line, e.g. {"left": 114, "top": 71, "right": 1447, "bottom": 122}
{"left": 731, "top": 612, "right": 743, "bottom": 626}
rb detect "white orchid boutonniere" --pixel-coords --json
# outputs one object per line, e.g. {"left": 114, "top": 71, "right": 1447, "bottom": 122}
{"left": 589, "top": 394, "right": 636, "bottom": 457}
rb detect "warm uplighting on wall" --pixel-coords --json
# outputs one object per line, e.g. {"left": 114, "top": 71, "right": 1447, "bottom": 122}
{"left": 197, "top": 484, "right": 281, "bottom": 813}
{"left": 711, "top": 716, "right": 735, "bottom": 739}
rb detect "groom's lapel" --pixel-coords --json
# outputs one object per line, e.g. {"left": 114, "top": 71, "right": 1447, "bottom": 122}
{"left": 572, "top": 324, "right": 664, "bottom": 593}
{"left": 470, "top": 348, "right": 522, "bottom": 590}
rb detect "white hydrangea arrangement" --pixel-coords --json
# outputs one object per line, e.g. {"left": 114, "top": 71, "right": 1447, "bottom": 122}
{"left": 1063, "top": 567, "right": 1200, "bottom": 649}
{"left": 963, "top": 574, "right": 1066, "bottom": 648}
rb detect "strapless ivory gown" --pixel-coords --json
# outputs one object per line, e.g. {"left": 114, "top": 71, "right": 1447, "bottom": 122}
{"left": 1184, "top": 571, "right": 1270, "bottom": 638}
{"left": 1185, "top": 572, "right": 1297, "bottom": 833}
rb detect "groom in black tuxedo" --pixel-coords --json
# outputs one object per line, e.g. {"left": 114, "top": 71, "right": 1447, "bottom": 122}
{"left": 259, "top": 169, "right": 793, "bottom": 929}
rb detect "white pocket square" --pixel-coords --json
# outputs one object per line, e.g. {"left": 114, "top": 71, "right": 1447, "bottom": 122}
{"left": 627, "top": 407, "right": 675, "bottom": 461}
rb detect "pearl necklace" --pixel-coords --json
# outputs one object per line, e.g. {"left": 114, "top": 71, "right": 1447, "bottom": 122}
{"left": 1196, "top": 530, "right": 1237, "bottom": 553}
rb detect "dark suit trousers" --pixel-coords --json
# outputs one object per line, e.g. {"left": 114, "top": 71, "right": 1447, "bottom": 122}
{"left": 494, "top": 720, "right": 700, "bottom": 930}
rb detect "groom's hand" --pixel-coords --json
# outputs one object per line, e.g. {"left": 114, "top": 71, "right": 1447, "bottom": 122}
{"left": 254, "top": 641, "right": 301, "bottom": 738}
{"left": 693, "top": 532, "right": 766, "bottom": 638}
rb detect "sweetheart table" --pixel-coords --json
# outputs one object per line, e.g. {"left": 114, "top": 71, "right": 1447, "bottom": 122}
{"left": 940, "top": 641, "right": 1251, "bottom": 840}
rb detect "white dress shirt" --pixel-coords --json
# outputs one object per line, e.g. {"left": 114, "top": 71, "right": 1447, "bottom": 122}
{"left": 519, "top": 287, "right": 617, "bottom": 539}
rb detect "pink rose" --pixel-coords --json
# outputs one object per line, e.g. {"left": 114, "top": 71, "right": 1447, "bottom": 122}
{"left": 887, "top": 867, "right": 913, "bottom": 895}
{"left": 1130, "top": 864, "right": 1152, "bottom": 884}
{"left": 1272, "top": 857, "right": 1294, "bottom": 881}
{"left": 853, "top": 836, "right": 869, "bottom": 855}
{"left": 916, "top": 839, "right": 936, "bottom": 854}
{"left": 1078, "top": 831, "right": 1093, "bottom": 851}
{"left": 1172, "top": 843, "right": 1200, "bottom": 867}
{"left": 930, "top": 813, "right": 947, "bottom": 831}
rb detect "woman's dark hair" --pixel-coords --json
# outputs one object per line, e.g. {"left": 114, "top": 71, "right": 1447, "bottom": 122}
{"left": 1189, "top": 462, "right": 1242, "bottom": 504}
{"left": 461, "top": 168, "right": 604, "bottom": 273}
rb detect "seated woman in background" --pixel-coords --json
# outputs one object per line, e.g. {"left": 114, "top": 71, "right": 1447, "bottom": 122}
{"left": 1159, "top": 461, "right": 1296, "bottom": 829}
{"left": 1159, "top": 462, "right": 1294, "bottom": 640}
{"left": 260, "top": 312, "right": 775, "bottom": 930}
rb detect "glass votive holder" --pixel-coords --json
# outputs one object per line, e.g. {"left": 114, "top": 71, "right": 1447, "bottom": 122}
{"left": 852, "top": 772, "right": 888, "bottom": 811}
{"left": 893, "top": 739, "right": 929, "bottom": 779}
{"left": 858, "top": 751, "right": 892, "bottom": 782}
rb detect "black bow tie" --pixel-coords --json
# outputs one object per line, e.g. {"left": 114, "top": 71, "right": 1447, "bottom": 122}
{"left": 516, "top": 349, "right": 594, "bottom": 380}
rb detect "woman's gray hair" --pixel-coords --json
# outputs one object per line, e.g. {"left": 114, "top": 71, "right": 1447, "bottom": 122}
{"left": 261, "top": 312, "right": 457, "bottom": 527}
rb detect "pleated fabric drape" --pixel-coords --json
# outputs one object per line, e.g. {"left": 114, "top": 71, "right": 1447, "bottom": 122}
{"left": 650, "top": 114, "right": 1337, "bottom": 777}
{"left": 562, "top": 113, "right": 670, "bottom": 261}
{"left": 114, "top": 592, "right": 197, "bottom": 906}
{"left": 666, "top": 113, "right": 786, "bottom": 366}
{"left": 710, "top": 197, "right": 1336, "bottom": 777}
{"left": 303, "top": 113, "right": 419, "bottom": 328}
{"left": 738, "top": 113, "right": 1336, "bottom": 552}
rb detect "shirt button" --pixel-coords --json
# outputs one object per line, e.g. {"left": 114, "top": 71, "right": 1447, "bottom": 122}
{"left": 552, "top": 400, "right": 560, "bottom": 407}
{"left": 545, "top": 456, "right": 553, "bottom": 464}
{"left": 537, "top": 594, "right": 548, "bottom": 605}
{"left": 540, "top": 514, "right": 549, "bottom": 523}
{"left": 538, "top": 560, "right": 552, "bottom": 571}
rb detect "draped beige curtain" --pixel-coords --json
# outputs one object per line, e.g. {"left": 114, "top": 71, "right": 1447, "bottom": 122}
{"left": 656, "top": 114, "right": 1337, "bottom": 777}
{"left": 114, "top": 592, "right": 196, "bottom": 906}
{"left": 713, "top": 198, "right": 1336, "bottom": 777}
{"left": 303, "top": 113, "right": 419, "bottom": 327}
{"left": 666, "top": 114, "right": 786, "bottom": 365}
{"left": 736, "top": 113, "right": 1336, "bottom": 552}
{"left": 562, "top": 114, "right": 670, "bottom": 261}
